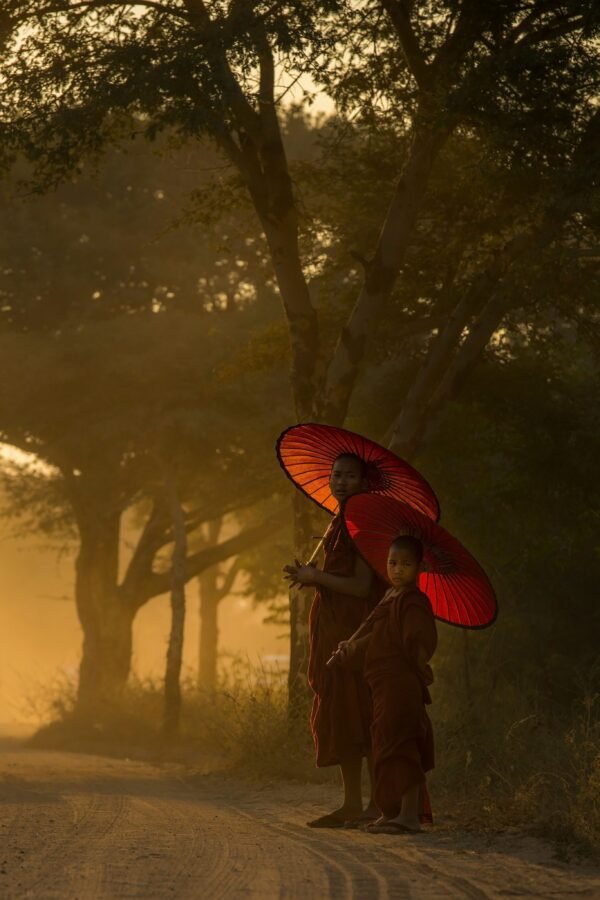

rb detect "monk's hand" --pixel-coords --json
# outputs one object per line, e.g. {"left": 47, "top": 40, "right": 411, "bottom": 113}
{"left": 283, "top": 559, "right": 318, "bottom": 588}
{"left": 328, "top": 640, "right": 352, "bottom": 668}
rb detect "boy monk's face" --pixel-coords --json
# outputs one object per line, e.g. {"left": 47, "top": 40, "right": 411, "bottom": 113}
{"left": 329, "top": 457, "right": 367, "bottom": 503}
{"left": 387, "top": 546, "right": 420, "bottom": 590}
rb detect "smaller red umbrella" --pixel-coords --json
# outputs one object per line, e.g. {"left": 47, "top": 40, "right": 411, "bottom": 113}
{"left": 343, "top": 494, "right": 497, "bottom": 629}
{"left": 276, "top": 422, "right": 440, "bottom": 521}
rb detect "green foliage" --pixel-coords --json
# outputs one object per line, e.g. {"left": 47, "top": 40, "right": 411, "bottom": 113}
{"left": 423, "top": 340, "right": 600, "bottom": 664}
{"left": 0, "top": 133, "right": 276, "bottom": 329}
{"left": 0, "top": 310, "right": 284, "bottom": 493}
{"left": 320, "top": 3, "right": 600, "bottom": 146}
{"left": 0, "top": 134, "right": 291, "bottom": 555}
{"left": 294, "top": 117, "right": 599, "bottom": 376}
{"left": 0, "top": 1, "right": 337, "bottom": 186}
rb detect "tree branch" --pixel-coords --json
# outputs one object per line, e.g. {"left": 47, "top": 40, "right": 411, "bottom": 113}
{"left": 509, "top": 0, "right": 569, "bottom": 43}
{"left": 20, "top": 1, "right": 190, "bottom": 23}
{"left": 379, "top": 0, "right": 431, "bottom": 91}
{"left": 216, "top": 556, "right": 242, "bottom": 601}
{"left": 384, "top": 274, "right": 490, "bottom": 451}
{"left": 183, "top": 0, "right": 263, "bottom": 141}
{"left": 120, "top": 497, "right": 170, "bottom": 601}
{"left": 431, "top": 0, "right": 485, "bottom": 79}
{"left": 131, "top": 508, "right": 286, "bottom": 606}
{"left": 257, "top": 34, "right": 275, "bottom": 111}
{"left": 516, "top": 14, "right": 585, "bottom": 47}
{"left": 320, "top": 123, "right": 449, "bottom": 424}
{"left": 387, "top": 190, "right": 598, "bottom": 459}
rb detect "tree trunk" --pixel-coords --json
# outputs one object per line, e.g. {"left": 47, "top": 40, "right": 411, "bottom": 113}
{"left": 75, "top": 510, "right": 133, "bottom": 713}
{"left": 259, "top": 213, "right": 319, "bottom": 421}
{"left": 163, "top": 471, "right": 188, "bottom": 738}
{"left": 320, "top": 124, "right": 449, "bottom": 424}
{"left": 198, "top": 566, "right": 220, "bottom": 690}
{"left": 287, "top": 494, "right": 315, "bottom": 717}
{"left": 387, "top": 212, "right": 569, "bottom": 459}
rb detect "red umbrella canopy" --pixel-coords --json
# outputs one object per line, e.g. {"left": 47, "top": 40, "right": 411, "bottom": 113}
{"left": 276, "top": 423, "right": 440, "bottom": 521}
{"left": 343, "top": 494, "right": 497, "bottom": 629}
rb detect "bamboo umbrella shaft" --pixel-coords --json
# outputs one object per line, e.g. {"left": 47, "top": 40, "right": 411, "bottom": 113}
{"left": 306, "top": 535, "right": 325, "bottom": 565}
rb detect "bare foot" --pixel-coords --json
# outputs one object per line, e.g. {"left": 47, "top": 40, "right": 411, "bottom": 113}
{"left": 343, "top": 808, "right": 379, "bottom": 829}
{"left": 362, "top": 815, "right": 389, "bottom": 831}
{"left": 387, "top": 814, "right": 421, "bottom": 833}
{"left": 307, "top": 807, "right": 362, "bottom": 829}
{"left": 362, "top": 802, "right": 379, "bottom": 818}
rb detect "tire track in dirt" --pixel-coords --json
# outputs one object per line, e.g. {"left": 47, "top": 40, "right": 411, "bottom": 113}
{"left": 2, "top": 750, "right": 600, "bottom": 899}
{"left": 230, "top": 805, "right": 492, "bottom": 899}
{"left": 221, "top": 780, "right": 487, "bottom": 899}
{"left": 241, "top": 817, "right": 402, "bottom": 899}
{"left": 4, "top": 791, "right": 127, "bottom": 898}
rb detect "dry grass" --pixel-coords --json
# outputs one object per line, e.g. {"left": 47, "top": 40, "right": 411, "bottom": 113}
{"left": 26, "top": 660, "right": 336, "bottom": 785}
{"left": 26, "top": 663, "right": 600, "bottom": 859}
{"left": 431, "top": 690, "right": 600, "bottom": 859}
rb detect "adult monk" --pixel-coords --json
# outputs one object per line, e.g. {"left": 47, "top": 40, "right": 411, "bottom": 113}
{"left": 332, "top": 535, "right": 437, "bottom": 833}
{"left": 284, "top": 453, "right": 385, "bottom": 828}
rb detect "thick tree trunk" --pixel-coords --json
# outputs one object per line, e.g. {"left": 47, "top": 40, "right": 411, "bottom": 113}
{"left": 198, "top": 567, "right": 220, "bottom": 690}
{"left": 287, "top": 494, "right": 314, "bottom": 716}
{"left": 75, "top": 510, "right": 133, "bottom": 713}
{"left": 163, "top": 473, "right": 188, "bottom": 738}
{"left": 258, "top": 210, "right": 319, "bottom": 421}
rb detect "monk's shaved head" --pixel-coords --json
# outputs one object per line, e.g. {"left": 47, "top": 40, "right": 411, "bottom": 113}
{"left": 332, "top": 452, "right": 367, "bottom": 478}
{"left": 389, "top": 535, "right": 424, "bottom": 564}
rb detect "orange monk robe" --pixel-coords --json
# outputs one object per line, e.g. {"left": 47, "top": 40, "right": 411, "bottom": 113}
{"left": 307, "top": 515, "right": 385, "bottom": 767}
{"left": 363, "top": 587, "right": 438, "bottom": 821}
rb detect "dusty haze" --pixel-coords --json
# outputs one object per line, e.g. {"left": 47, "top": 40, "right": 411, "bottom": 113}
{"left": 0, "top": 523, "right": 287, "bottom": 725}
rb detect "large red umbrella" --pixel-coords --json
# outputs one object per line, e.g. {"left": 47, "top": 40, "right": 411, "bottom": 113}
{"left": 343, "top": 494, "right": 497, "bottom": 629}
{"left": 276, "top": 423, "right": 440, "bottom": 521}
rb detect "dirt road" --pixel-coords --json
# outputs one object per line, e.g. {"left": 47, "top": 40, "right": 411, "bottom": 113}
{"left": 1, "top": 746, "right": 599, "bottom": 899}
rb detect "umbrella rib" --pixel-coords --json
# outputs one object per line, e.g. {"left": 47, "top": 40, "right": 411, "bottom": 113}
{"left": 279, "top": 424, "right": 440, "bottom": 523}
{"left": 455, "top": 568, "right": 489, "bottom": 624}
{"left": 451, "top": 571, "right": 489, "bottom": 627}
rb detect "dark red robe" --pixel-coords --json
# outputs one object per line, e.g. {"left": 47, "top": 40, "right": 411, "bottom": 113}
{"left": 307, "top": 515, "right": 385, "bottom": 767}
{"left": 363, "top": 587, "right": 438, "bottom": 820}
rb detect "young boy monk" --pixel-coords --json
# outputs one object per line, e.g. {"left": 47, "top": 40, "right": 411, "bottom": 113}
{"left": 332, "top": 535, "right": 437, "bottom": 833}
{"left": 283, "top": 454, "right": 385, "bottom": 828}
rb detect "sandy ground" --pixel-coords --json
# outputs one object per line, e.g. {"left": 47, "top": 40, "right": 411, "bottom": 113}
{"left": 1, "top": 742, "right": 599, "bottom": 899}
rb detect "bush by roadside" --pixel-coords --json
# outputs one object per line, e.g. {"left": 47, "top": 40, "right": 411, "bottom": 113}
{"left": 27, "top": 660, "right": 600, "bottom": 860}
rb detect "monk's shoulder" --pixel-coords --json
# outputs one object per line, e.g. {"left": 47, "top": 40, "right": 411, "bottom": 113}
{"left": 401, "top": 588, "right": 434, "bottom": 617}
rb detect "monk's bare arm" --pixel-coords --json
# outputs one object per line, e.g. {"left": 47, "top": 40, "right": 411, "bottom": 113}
{"left": 329, "top": 594, "right": 390, "bottom": 667}
{"left": 312, "top": 553, "right": 372, "bottom": 598}
{"left": 285, "top": 554, "right": 373, "bottom": 599}
{"left": 328, "top": 631, "right": 371, "bottom": 669}
{"left": 342, "top": 633, "right": 371, "bottom": 655}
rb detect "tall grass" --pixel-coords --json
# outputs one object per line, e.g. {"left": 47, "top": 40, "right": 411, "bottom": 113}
{"left": 27, "top": 661, "right": 599, "bottom": 857}
{"left": 27, "top": 660, "right": 336, "bottom": 784}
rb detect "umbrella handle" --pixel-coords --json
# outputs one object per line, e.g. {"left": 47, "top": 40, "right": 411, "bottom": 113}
{"left": 306, "top": 535, "right": 325, "bottom": 565}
